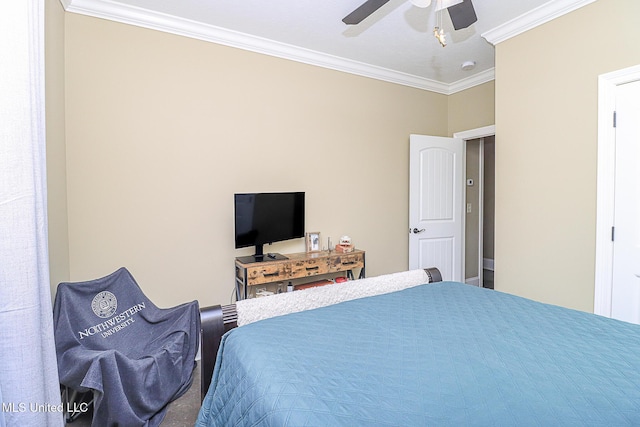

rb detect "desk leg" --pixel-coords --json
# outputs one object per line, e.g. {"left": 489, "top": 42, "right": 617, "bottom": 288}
{"left": 347, "top": 266, "right": 365, "bottom": 280}
{"left": 234, "top": 279, "right": 246, "bottom": 301}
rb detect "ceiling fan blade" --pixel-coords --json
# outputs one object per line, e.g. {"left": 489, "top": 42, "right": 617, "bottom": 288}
{"left": 447, "top": 0, "right": 477, "bottom": 30}
{"left": 342, "top": 0, "right": 391, "bottom": 25}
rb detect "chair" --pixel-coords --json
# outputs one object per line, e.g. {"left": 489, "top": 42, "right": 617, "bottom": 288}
{"left": 53, "top": 267, "right": 200, "bottom": 426}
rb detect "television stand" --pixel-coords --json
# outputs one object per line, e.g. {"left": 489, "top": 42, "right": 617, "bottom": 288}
{"left": 234, "top": 249, "right": 365, "bottom": 300}
{"left": 236, "top": 252, "right": 289, "bottom": 264}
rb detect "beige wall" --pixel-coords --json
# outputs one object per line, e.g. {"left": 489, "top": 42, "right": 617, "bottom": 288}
{"left": 448, "top": 80, "right": 495, "bottom": 136}
{"left": 61, "top": 14, "right": 480, "bottom": 307}
{"left": 45, "top": 0, "right": 69, "bottom": 294}
{"left": 494, "top": 0, "right": 640, "bottom": 312}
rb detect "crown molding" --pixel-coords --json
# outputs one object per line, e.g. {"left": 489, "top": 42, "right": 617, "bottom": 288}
{"left": 448, "top": 68, "right": 495, "bottom": 94}
{"left": 62, "top": 0, "right": 498, "bottom": 94}
{"left": 482, "top": 0, "right": 597, "bottom": 45}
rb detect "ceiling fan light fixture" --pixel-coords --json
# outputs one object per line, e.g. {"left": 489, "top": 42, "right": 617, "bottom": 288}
{"left": 409, "top": 0, "right": 432, "bottom": 7}
{"left": 433, "top": 0, "right": 448, "bottom": 47}
{"left": 434, "top": 27, "right": 446, "bottom": 47}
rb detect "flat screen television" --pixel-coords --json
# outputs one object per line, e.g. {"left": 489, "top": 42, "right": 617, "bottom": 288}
{"left": 234, "top": 192, "right": 305, "bottom": 263}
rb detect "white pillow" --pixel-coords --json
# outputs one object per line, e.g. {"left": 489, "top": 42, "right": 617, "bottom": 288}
{"left": 236, "top": 269, "right": 431, "bottom": 326}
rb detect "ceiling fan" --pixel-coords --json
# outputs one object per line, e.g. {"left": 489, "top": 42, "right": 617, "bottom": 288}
{"left": 342, "top": 0, "right": 477, "bottom": 30}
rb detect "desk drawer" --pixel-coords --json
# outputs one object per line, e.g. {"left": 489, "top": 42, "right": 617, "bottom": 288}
{"left": 246, "top": 264, "right": 290, "bottom": 286}
{"left": 290, "top": 258, "right": 331, "bottom": 279}
{"left": 328, "top": 252, "right": 364, "bottom": 272}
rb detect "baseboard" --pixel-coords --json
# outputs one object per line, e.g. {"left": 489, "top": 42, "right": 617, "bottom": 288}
{"left": 483, "top": 258, "right": 494, "bottom": 271}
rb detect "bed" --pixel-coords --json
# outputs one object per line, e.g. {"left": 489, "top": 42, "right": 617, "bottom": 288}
{"left": 197, "top": 269, "right": 640, "bottom": 426}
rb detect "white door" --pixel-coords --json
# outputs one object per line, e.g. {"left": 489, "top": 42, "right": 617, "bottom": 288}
{"left": 610, "top": 80, "right": 640, "bottom": 324}
{"left": 409, "top": 134, "right": 464, "bottom": 281}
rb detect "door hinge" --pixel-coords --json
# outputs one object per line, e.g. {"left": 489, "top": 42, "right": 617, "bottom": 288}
{"left": 613, "top": 111, "right": 617, "bottom": 128}
{"left": 612, "top": 226, "right": 615, "bottom": 242}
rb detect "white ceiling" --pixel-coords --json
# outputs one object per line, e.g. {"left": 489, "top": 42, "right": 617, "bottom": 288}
{"left": 61, "top": 0, "right": 595, "bottom": 94}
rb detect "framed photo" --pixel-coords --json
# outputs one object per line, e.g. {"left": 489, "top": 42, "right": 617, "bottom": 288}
{"left": 305, "top": 232, "right": 321, "bottom": 252}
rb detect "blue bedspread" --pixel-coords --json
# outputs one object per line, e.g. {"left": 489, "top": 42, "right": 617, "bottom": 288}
{"left": 197, "top": 282, "right": 640, "bottom": 426}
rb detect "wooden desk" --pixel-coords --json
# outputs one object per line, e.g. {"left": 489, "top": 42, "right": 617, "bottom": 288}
{"left": 234, "top": 249, "right": 365, "bottom": 300}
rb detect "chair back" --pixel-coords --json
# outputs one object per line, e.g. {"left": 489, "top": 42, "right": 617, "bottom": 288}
{"left": 53, "top": 267, "right": 158, "bottom": 354}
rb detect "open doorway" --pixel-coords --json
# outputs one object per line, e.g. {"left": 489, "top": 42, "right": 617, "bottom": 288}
{"left": 482, "top": 137, "right": 495, "bottom": 289}
{"left": 451, "top": 125, "right": 495, "bottom": 289}
{"left": 463, "top": 137, "right": 495, "bottom": 289}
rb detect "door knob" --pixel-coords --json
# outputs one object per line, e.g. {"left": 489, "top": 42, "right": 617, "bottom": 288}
{"left": 412, "top": 228, "right": 425, "bottom": 234}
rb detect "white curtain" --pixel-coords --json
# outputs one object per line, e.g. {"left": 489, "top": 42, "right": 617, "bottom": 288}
{"left": 0, "top": 0, "right": 63, "bottom": 425}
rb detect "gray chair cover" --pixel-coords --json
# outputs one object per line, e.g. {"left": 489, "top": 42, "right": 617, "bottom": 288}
{"left": 53, "top": 267, "right": 200, "bottom": 427}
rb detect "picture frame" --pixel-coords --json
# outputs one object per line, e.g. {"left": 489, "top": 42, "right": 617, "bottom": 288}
{"left": 305, "top": 232, "right": 321, "bottom": 252}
